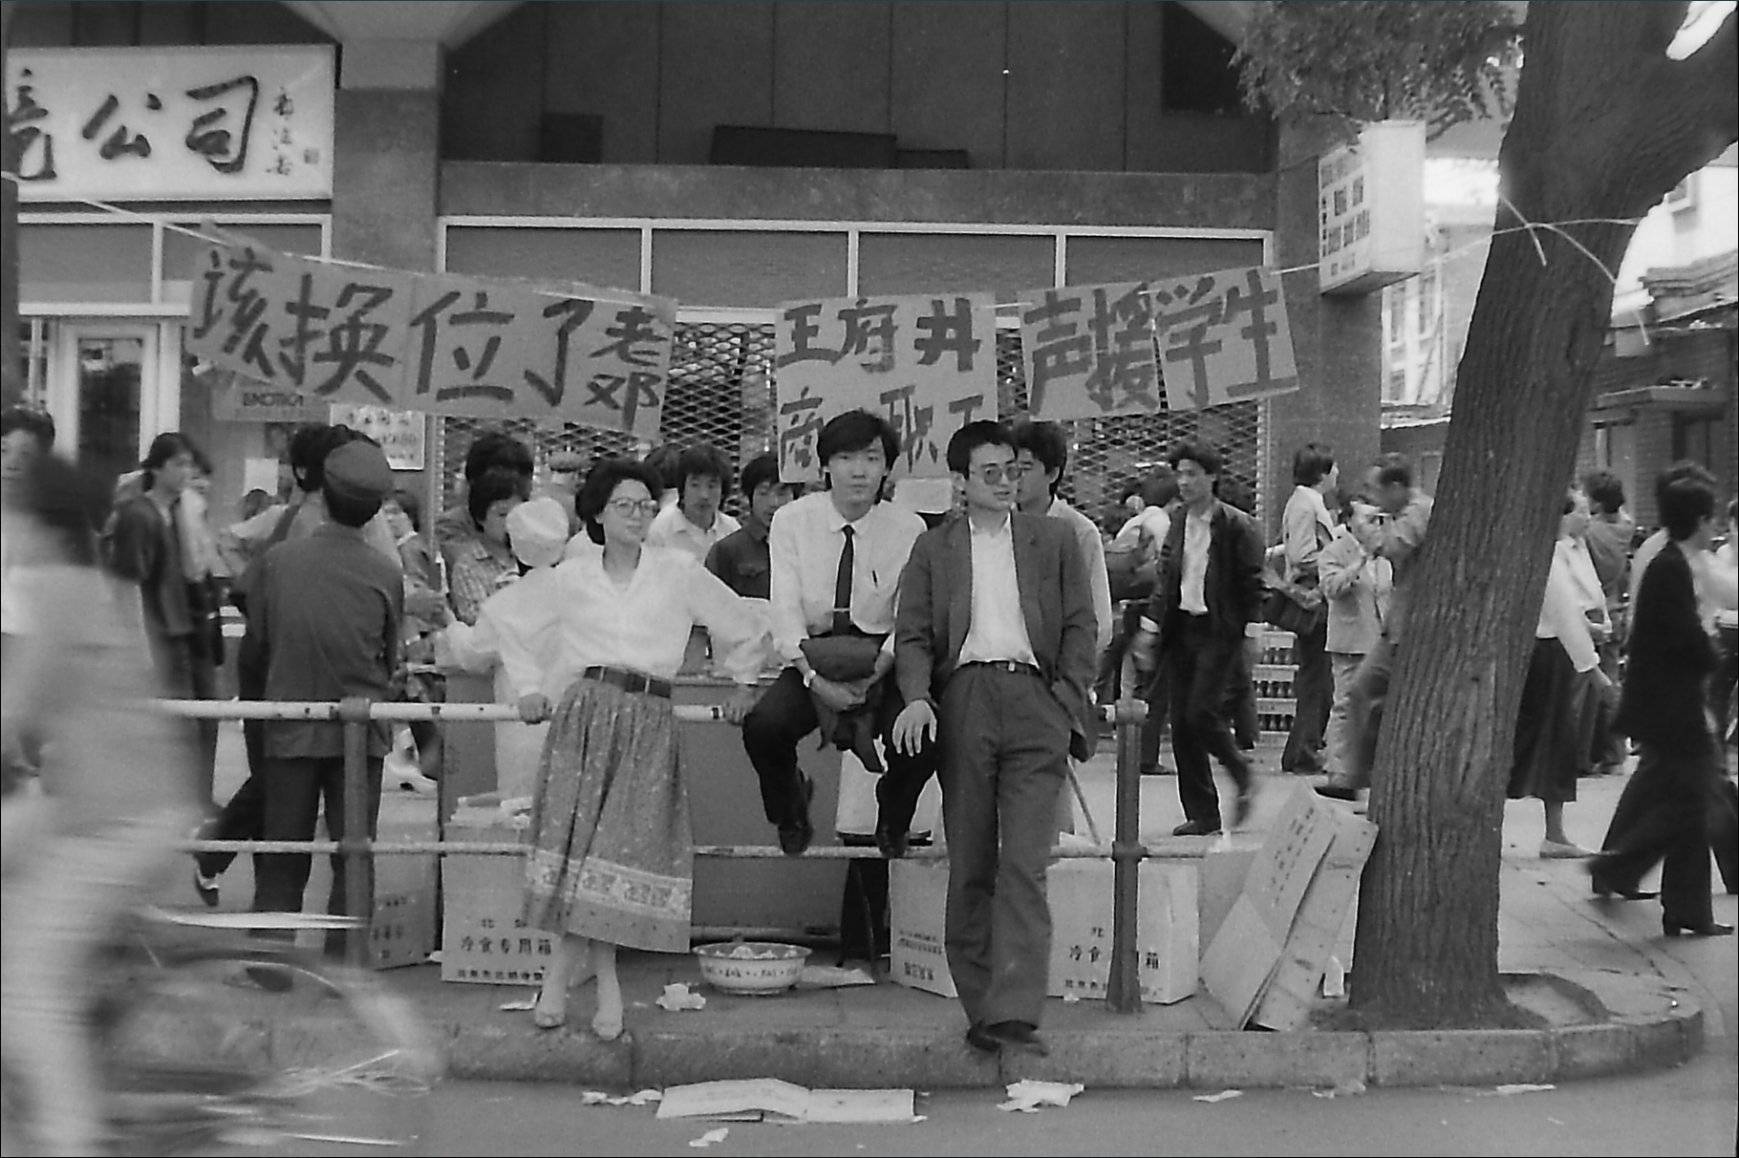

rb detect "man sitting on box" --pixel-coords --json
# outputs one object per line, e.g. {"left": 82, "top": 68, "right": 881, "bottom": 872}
{"left": 890, "top": 420, "right": 1097, "bottom": 1058}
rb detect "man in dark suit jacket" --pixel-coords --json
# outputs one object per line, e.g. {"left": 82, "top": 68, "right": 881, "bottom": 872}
{"left": 891, "top": 421, "right": 1097, "bottom": 1058}
{"left": 1130, "top": 439, "right": 1266, "bottom": 836}
{"left": 1590, "top": 471, "right": 1731, "bottom": 937}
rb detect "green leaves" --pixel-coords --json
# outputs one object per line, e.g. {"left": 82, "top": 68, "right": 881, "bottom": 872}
{"left": 1233, "top": 0, "right": 1522, "bottom": 140}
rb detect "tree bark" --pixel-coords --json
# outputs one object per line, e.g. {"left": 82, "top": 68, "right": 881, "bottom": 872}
{"left": 1349, "top": 1, "right": 1736, "bottom": 1027}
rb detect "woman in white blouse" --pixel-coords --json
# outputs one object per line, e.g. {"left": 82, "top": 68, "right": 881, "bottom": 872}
{"left": 1510, "top": 486, "right": 1607, "bottom": 859}
{"left": 517, "top": 458, "right": 767, "bottom": 1040}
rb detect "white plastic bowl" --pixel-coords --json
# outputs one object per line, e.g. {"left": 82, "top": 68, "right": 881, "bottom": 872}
{"left": 693, "top": 941, "right": 812, "bottom": 995}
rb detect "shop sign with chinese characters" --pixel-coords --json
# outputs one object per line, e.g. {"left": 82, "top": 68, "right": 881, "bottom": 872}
{"left": 188, "top": 239, "right": 677, "bottom": 438}
{"left": 1317, "top": 119, "right": 1426, "bottom": 295}
{"left": 5, "top": 45, "right": 335, "bottom": 201}
{"left": 773, "top": 293, "right": 997, "bottom": 484}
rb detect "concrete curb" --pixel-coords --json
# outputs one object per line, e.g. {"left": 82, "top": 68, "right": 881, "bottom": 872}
{"left": 415, "top": 972, "right": 1702, "bottom": 1091}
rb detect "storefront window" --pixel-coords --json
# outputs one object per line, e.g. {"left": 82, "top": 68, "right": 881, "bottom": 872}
{"left": 74, "top": 335, "right": 144, "bottom": 486}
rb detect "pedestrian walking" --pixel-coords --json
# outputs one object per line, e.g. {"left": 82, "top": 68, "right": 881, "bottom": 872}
{"left": 1278, "top": 443, "right": 1338, "bottom": 775}
{"left": 890, "top": 420, "right": 1097, "bottom": 1058}
{"left": 1129, "top": 439, "right": 1266, "bottom": 836}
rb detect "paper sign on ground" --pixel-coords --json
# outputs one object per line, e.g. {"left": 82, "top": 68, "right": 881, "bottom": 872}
{"left": 656, "top": 1079, "right": 916, "bottom": 1124}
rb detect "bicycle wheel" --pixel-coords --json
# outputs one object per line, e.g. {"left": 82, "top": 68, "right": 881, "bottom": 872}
{"left": 95, "top": 943, "right": 443, "bottom": 1156}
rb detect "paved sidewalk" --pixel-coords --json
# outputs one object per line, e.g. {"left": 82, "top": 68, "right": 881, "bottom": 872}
{"left": 158, "top": 733, "right": 1737, "bottom": 1092}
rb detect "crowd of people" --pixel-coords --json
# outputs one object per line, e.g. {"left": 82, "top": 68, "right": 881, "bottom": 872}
{"left": 3, "top": 395, "right": 1736, "bottom": 1103}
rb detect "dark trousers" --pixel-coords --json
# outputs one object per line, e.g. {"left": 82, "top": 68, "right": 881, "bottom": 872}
{"left": 741, "top": 665, "right": 939, "bottom": 837}
{"left": 1594, "top": 741, "right": 1720, "bottom": 928}
{"left": 1283, "top": 617, "right": 1331, "bottom": 773}
{"left": 1341, "top": 633, "right": 1398, "bottom": 790}
{"left": 253, "top": 755, "right": 383, "bottom": 950}
{"left": 150, "top": 631, "right": 220, "bottom": 809}
{"left": 938, "top": 665, "right": 1070, "bottom": 1028}
{"left": 194, "top": 720, "right": 268, "bottom": 881}
{"left": 1165, "top": 615, "right": 1252, "bottom": 829}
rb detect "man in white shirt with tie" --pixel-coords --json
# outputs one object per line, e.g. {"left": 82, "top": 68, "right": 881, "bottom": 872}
{"left": 736, "top": 410, "right": 931, "bottom": 858}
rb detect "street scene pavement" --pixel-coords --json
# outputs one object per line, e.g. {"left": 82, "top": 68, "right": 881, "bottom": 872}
{"left": 161, "top": 722, "right": 1737, "bottom": 1119}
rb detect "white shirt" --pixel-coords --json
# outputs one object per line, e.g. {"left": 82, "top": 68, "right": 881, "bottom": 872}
{"left": 436, "top": 564, "right": 566, "bottom": 701}
{"left": 645, "top": 503, "right": 741, "bottom": 564}
{"left": 1047, "top": 497, "right": 1114, "bottom": 655}
{"left": 1536, "top": 547, "right": 1598, "bottom": 673}
{"left": 1179, "top": 506, "right": 1213, "bottom": 615}
{"left": 1282, "top": 485, "right": 1336, "bottom": 584}
{"left": 1717, "top": 540, "right": 1737, "bottom": 630}
{"left": 546, "top": 545, "right": 768, "bottom": 691}
{"left": 1111, "top": 504, "right": 1170, "bottom": 555}
{"left": 957, "top": 514, "right": 1039, "bottom": 667}
{"left": 767, "top": 491, "right": 926, "bottom": 664}
{"left": 1556, "top": 537, "right": 1605, "bottom": 619}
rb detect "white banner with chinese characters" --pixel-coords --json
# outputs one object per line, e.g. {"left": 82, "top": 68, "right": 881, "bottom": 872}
{"left": 6, "top": 45, "right": 335, "bottom": 201}
{"left": 1150, "top": 266, "right": 1299, "bottom": 412}
{"left": 772, "top": 293, "right": 998, "bottom": 484}
{"left": 186, "top": 238, "right": 678, "bottom": 439}
{"left": 1019, "top": 282, "right": 1163, "bottom": 421}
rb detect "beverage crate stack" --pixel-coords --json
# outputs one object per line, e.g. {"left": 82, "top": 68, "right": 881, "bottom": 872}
{"left": 1254, "top": 629, "right": 1298, "bottom": 742}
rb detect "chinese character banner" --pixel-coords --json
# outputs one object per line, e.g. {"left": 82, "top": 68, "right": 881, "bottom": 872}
{"left": 1149, "top": 265, "right": 1298, "bottom": 412}
{"left": 188, "top": 240, "right": 678, "bottom": 440}
{"left": 1019, "top": 281, "right": 1162, "bottom": 421}
{"left": 6, "top": 45, "right": 334, "bottom": 201}
{"left": 773, "top": 293, "right": 998, "bottom": 483}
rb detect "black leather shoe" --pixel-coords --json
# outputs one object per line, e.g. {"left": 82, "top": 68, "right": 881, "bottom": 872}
{"left": 985, "top": 1020, "right": 1049, "bottom": 1057}
{"left": 874, "top": 820, "right": 908, "bottom": 860}
{"left": 1663, "top": 918, "right": 1734, "bottom": 938}
{"left": 965, "top": 1021, "right": 1001, "bottom": 1053}
{"left": 1172, "top": 820, "right": 1221, "bottom": 837}
{"left": 1233, "top": 787, "right": 1256, "bottom": 829}
{"left": 1314, "top": 782, "right": 1360, "bottom": 802}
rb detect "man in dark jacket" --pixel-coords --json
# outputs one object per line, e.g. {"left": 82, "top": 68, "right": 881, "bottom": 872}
{"left": 1130, "top": 439, "right": 1265, "bottom": 836}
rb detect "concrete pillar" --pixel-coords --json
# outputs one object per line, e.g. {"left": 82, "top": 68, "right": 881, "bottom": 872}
{"left": 2, "top": 4, "right": 22, "bottom": 409}
{"left": 330, "top": 38, "right": 443, "bottom": 273}
{"left": 1266, "top": 121, "right": 1384, "bottom": 536}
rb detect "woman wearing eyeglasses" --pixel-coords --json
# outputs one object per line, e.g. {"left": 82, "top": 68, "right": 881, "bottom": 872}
{"left": 515, "top": 457, "right": 769, "bottom": 1040}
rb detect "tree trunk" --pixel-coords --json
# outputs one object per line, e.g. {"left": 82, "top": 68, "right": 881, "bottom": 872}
{"left": 2, "top": 2, "right": 22, "bottom": 409}
{"left": 1349, "top": 2, "right": 1736, "bottom": 1027}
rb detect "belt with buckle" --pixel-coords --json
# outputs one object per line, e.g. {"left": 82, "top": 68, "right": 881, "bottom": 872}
{"left": 958, "top": 659, "right": 1043, "bottom": 679}
{"left": 581, "top": 665, "right": 672, "bottom": 699}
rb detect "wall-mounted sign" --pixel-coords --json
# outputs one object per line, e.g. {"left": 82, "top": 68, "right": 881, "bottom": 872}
{"left": 330, "top": 404, "right": 426, "bottom": 471}
{"left": 5, "top": 45, "right": 335, "bottom": 201}
{"left": 1318, "top": 120, "right": 1425, "bottom": 296}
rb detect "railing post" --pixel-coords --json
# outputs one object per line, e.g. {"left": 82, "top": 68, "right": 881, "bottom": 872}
{"left": 1105, "top": 696, "right": 1149, "bottom": 1013}
{"left": 338, "top": 695, "right": 374, "bottom": 968}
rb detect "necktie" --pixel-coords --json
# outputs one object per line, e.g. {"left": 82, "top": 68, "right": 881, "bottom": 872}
{"left": 832, "top": 524, "right": 855, "bottom": 635}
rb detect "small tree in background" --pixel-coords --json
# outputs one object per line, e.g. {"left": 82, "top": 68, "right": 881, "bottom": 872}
{"left": 1234, "top": 0, "right": 1522, "bottom": 141}
{"left": 1235, "top": 0, "right": 1735, "bottom": 1028}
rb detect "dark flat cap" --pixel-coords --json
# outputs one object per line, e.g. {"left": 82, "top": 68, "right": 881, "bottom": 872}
{"left": 323, "top": 440, "right": 393, "bottom": 502}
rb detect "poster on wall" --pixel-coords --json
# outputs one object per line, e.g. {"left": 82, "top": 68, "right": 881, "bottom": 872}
{"left": 772, "top": 292, "right": 998, "bottom": 484}
{"left": 1150, "top": 266, "right": 1299, "bottom": 412}
{"left": 5, "top": 45, "right": 335, "bottom": 201}
{"left": 185, "top": 239, "right": 678, "bottom": 440}
{"left": 1019, "top": 282, "right": 1162, "bottom": 421}
{"left": 329, "top": 404, "right": 425, "bottom": 470}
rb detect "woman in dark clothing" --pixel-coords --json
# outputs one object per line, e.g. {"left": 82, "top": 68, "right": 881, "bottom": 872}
{"left": 103, "top": 432, "right": 220, "bottom": 807}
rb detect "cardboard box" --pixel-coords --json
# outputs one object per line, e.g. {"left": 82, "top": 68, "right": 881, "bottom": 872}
{"left": 1252, "top": 814, "right": 1373, "bottom": 1030}
{"left": 370, "top": 793, "right": 439, "bottom": 970}
{"left": 889, "top": 857, "right": 1200, "bottom": 1005}
{"left": 441, "top": 816, "right": 556, "bottom": 985}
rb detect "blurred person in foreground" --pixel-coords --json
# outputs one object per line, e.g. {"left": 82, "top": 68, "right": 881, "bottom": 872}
{"left": 2, "top": 452, "right": 199, "bottom": 1155}
{"left": 1, "top": 406, "right": 57, "bottom": 794}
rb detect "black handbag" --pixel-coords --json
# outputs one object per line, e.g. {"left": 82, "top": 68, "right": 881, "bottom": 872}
{"left": 1262, "top": 583, "right": 1325, "bottom": 637}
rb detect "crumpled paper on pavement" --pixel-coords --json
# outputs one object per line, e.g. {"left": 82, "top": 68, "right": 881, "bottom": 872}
{"left": 998, "top": 1080, "right": 1085, "bottom": 1112}
{"left": 688, "top": 1127, "right": 729, "bottom": 1148}
{"left": 656, "top": 983, "right": 708, "bottom": 1012}
{"left": 1192, "top": 1089, "right": 1243, "bottom": 1103}
{"left": 1485, "top": 1083, "right": 1556, "bottom": 1096}
{"left": 582, "top": 1089, "right": 663, "bottom": 1106}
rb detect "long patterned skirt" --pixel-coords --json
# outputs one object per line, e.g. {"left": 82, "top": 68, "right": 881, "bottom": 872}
{"left": 521, "top": 678, "right": 692, "bottom": 953}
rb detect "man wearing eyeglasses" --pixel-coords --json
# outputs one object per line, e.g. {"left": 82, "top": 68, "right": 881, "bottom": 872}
{"left": 889, "top": 420, "right": 1097, "bottom": 1057}
{"left": 736, "top": 409, "right": 933, "bottom": 859}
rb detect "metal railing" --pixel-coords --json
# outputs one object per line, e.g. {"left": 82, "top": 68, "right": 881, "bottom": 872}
{"left": 161, "top": 695, "right": 1155, "bottom": 1013}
